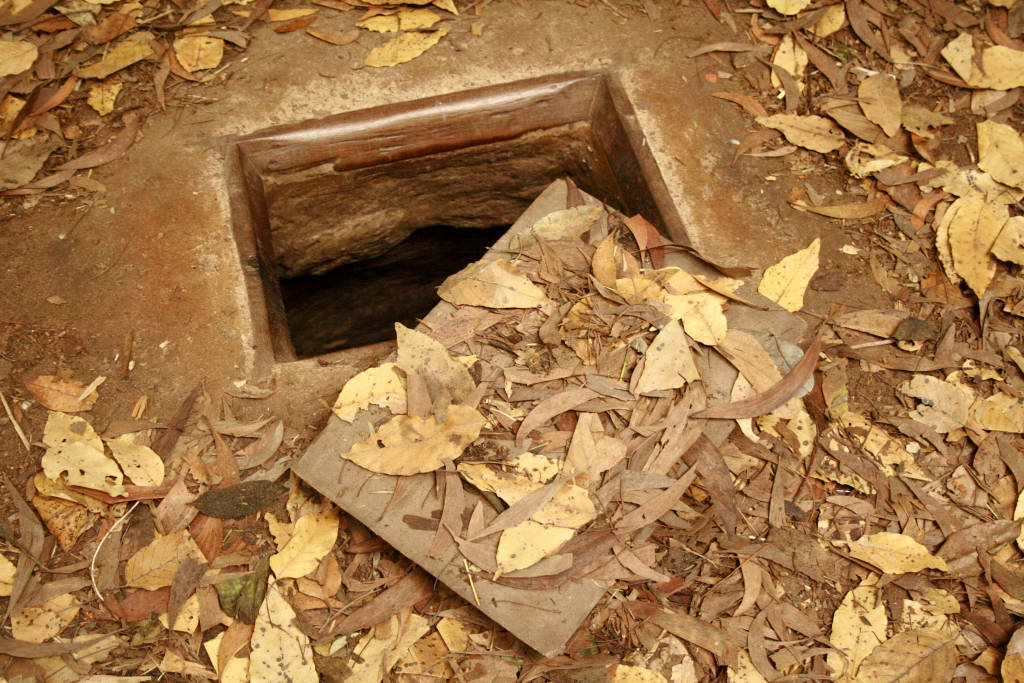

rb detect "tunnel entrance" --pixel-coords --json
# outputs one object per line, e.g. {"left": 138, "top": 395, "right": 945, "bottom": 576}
{"left": 227, "top": 72, "right": 687, "bottom": 365}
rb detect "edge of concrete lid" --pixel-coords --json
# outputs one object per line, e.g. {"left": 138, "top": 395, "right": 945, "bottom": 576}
{"left": 291, "top": 179, "right": 611, "bottom": 657}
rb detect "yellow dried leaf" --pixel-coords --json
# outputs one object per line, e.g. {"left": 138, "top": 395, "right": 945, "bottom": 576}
{"left": 859, "top": 73, "right": 902, "bottom": 137}
{"left": 106, "top": 433, "right": 164, "bottom": 486}
{"left": 900, "top": 375, "right": 971, "bottom": 433}
{"left": 342, "top": 404, "right": 485, "bottom": 475}
{"left": 266, "top": 7, "right": 316, "bottom": 20}
{"left": 346, "top": 613, "right": 430, "bottom": 682}
{"left": 496, "top": 519, "right": 574, "bottom": 573}
{"left": 433, "top": 0, "right": 457, "bottom": 12}
{"left": 814, "top": 4, "right": 845, "bottom": 37}
{"left": 87, "top": 80, "right": 122, "bottom": 116}
{"left": 857, "top": 629, "right": 957, "bottom": 682}
{"left": 159, "top": 593, "right": 200, "bottom": 632}
{"left": 948, "top": 195, "right": 1007, "bottom": 297}
{"left": 756, "top": 114, "right": 845, "bottom": 153}
{"left": 269, "top": 505, "right": 339, "bottom": 579}
{"left": 757, "top": 238, "right": 820, "bottom": 312}
{"left": 365, "top": 28, "right": 449, "bottom": 68}
{"left": 847, "top": 531, "right": 948, "bottom": 573}
{"left": 977, "top": 120, "right": 1024, "bottom": 190}
{"left": 766, "top": 0, "right": 810, "bottom": 14}
{"left": 0, "top": 553, "right": 15, "bottom": 597}
{"left": 727, "top": 649, "right": 768, "bottom": 683}
{"left": 771, "top": 34, "right": 807, "bottom": 92}
{"left": 78, "top": 32, "right": 154, "bottom": 79}
{"left": 0, "top": 40, "right": 38, "bottom": 77}
{"left": 173, "top": 36, "right": 223, "bottom": 72}
{"left": 1003, "top": 626, "right": 1024, "bottom": 682}
{"left": 592, "top": 235, "right": 618, "bottom": 287}
{"left": 251, "top": 582, "right": 317, "bottom": 682}
{"left": 11, "top": 593, "right": 80, "bottom": 643}
{"left": 528, "top": 205, "right": 603, "bottom": 244}
{"left": 357, "top": 14, "right": 399, "bottom": 32}
{"left": 205, "top": 631, "right": 250, "bottom": 681}
{"left": 438, "top": 258, "right": 549, "bottom": 308}
{"left": 124, "top": 530, "right": 206, "bottom": 590}
{"left": 457, "top": 462, "right": 597, "bottom": 528}
{"left": 636, "top": 321, "right": 699, "bottom": 394}
{"left": 943, "top": 33, "right": 1024, "bottom": 90}
{"left": 973, "top": 392, "right": 1024, "bottom": 432}
{"left": 901, "top": 105, "right": 953, "bottom": 138}
{"left": 395, "top": 323, "right": 474, "bottom": 402}
{"left": 41, "top": 412, "right": 125, "bottom": 496}
{"left": 398, "top": 7, "right": 440, "bottom": 30}
{"left": 332, "top": 363, "right": 406, "bottom": 422}
{"left": 827, "top": 577, "right": 888, "bottom": 679}
{"left": 32, "top": 495, "right": 93, "bottom": 551}
{"left": 614, "top": 664, "right": 670, "bottom": 682}
{"left": 993, "top": 216, "right": 1024, "bottom": 265}
{"left": 436, "top": 618, "right": 474, "bottom": 652}
{"left": 665, "top": 292, "right": 728, "bottom": 345}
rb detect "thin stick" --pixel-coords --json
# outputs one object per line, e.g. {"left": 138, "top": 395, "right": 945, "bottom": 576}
{"left": 90, "top": 501, "right": 139, "bottom": 602}
{"left": 0, "top": 389, "right": 29, "bottom": 451}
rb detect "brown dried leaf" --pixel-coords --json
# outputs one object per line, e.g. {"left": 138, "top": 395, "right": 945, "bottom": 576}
{"left": 24, "top": 375, "right": 98, "bottom": 412}
{"left": 858, "top": 74, "right": 902, "bottom": 137}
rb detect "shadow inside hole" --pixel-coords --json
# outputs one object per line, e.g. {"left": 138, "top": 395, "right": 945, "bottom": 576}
{"left": 280, "top": 224, "right": 509, "bottom": 358}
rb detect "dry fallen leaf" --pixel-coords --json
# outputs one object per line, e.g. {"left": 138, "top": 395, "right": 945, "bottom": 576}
{"left": 757, "top": 238, "right": 820, "bottom": 312}
{"left": 771, "top": 34, "right": 807, "bottom": 92}
{"left": 899, "top": 375, "right": 972, "bottom": 433}
{"left": 755, "top": 114, "right": 845, "bottom": 153}
{"left": 332, "top": 363, "right": 407, "bottom": 422}
{"left": 11, "top": 592, "right": 80, "bottom": 643}
{"left": 766, "top": 0, "right": 810, "bottom": 15}
{"left": 341, "top": 404, "right": 485, "bottom": 475}
{"left": 457, "top": 462, "right": 597, "bottom": 528}
{"left": 266, "top": 7, "right": 317, "bottom": 20}
{"left": 250, "top": 581, "right": 317, "bottom": 682}
{"left": 947, "top": 195, "right": 1006, "bottom": 297}
{"left": 972, "top": 392, "right": 1024, "bottom": 432}
{"left": 269, "top": 505, "right": 339, "bottom": 579}
{"left": 0, "top": 553, "right": 14, "bottom": 596}
{"left": 977, "top": 120, "right": 1024, "bottom": 190}
{"left": 992, "top": 216, "right": 1024, "bottom": 265}
{"left": 814, "top": 4, "right": 845, "bottom": 37}
{"left": 858, "top": 73, "right": 902, "bottom": 137}
{"left": 528, "top": 205, "right": 604, "bottom": 243}
{"left": 345, "top": 613, "right": 430, "bottom": 682}
{"left": 358, "top": 7, "right": 439, "bottom": 32}
{"left": 847, "top": 531, "right": 948, "bottom": 574}
{"left": 636, "top": 321, "right": 699, "bottom": 394}
{"left": 87, "top": 80, "right": 122, "bottom": 116}
{"left": 943, "top": 33, "right": 1024, "bottom": 90}
{"left": 25, "top": 376, "right": 99, "bottom": 412}
{"left": 41, "top": 411, "right": 125, "bottom": 496}
{"left": 827, "top": 577, "right": 887, "bottom": 679}
{"left": 0, "top": 40, "right": 38, "bottom": 77}
{"left": 1004, "top": 626, "right": 1024, "bottom": 682}
{"left": 395, "top": 323, "right": 474, "bottom": 404}
{"left": 124, "top": 529, "right": 206, "bottom": 590}
{"left": 496, "top": 519, "right": 575, "bottom": 573}
{"left": 106, "top": 433, "right": 164, "bottom": 486}
{"left": 727, "top": 649, "right": 768, "bottom": 683}
{"left": 78, "top": 32, "right": 155, "bottom": 79}
{"left": 173, "top": 36, "right": 224, "bottom": 72}
{"left": 438, "top": 258, "right": 549, "bottom": 309}
{"left": 857, "top": 629, "right": 957, "bottom": 683}
{"left": 901, "top": 106, "right": 954, "bottom": 138}
{"left": 365, "top": 28, "right": 449, "bottom": 67}
{"left": 613, "top": 663, "right": 670, "bottom": 682}
{"left": 32, "top": 495, "right": 94, "bottom": 551}
{"left": 662, "top": 292, "right": 728, "bottom": 345}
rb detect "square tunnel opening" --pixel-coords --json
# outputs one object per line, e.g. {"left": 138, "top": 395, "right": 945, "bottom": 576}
{"left": 227, "top": 72, "right": 688, "bottom": 364}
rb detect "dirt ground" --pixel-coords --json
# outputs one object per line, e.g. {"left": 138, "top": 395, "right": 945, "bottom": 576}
{"left": 1, "top": 1, "right": 862, "bottom": 475}
{"left": 2, "top": 0, "right": 1021, "bottom": 680}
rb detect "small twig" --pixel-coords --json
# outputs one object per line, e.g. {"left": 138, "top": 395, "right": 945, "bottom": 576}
{"left": 0, "top": 389, "right": 29, "bottom": 451}
{"left": 463, "top": 558, "right": 480, "bottom": 606}
{"left": 90, "top": 501, "right": 139, "bottom": 602}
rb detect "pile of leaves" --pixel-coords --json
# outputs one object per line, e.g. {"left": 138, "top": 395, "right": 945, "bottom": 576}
{"left": 0, "top": 0, "right": 460, "bottom": 195}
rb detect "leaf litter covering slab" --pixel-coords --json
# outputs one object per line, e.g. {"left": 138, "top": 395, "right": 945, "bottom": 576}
{"left": 293, "top": 179, "right": 810, "bottom": 656}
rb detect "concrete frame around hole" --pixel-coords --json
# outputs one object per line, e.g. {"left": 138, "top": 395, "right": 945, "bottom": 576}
{"left": 225, "top": 71, "right": 690, "bottom": 370}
